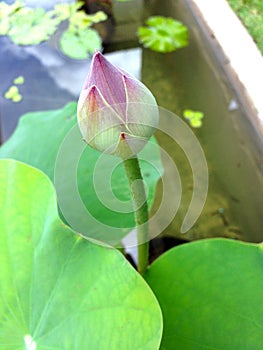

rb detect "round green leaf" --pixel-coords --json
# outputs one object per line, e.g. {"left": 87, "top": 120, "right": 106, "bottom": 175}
{"left": 138, "top": 16, "right": 188, "bottom": 53}
{"left": 183, "top": 109, "right": 204, "bottom": 128}
{"left": 145, "top": 239, "right": 263, "bottom": 349}
{"left": 13, "top": 76, "right": 25, "bottom": 85}
{"left": 183, "top": 109, "right": 204, "bottom": 121}
{"left": 59, "top": 28, "right": 102, "bottom": 60}
{"left": 0, "top": 159, "right": 162, "bottom": 349}
{"left": 4, "top": 85, "right": 19, "bottom": 99}
{"left": 0, "top": 103, "right": 162, "bottom": 243}
{"left": 4, "top": 85, "right": 22, "bottom": 103}
{"left": 11, "top": 93, "right": 22, "bottom": 103}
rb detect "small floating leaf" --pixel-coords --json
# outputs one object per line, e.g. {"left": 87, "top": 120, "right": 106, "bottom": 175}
{"left": 87, "top": 11, "right": 108, "bottom": 24}
{"left": 183, "top": 109, "right": 204, "bottom": 120}
{"left": 13, "top": 75, "right": 24, "bottom": 84}
{"left": 70, "top": 11, "right": 93, "bottom": 29}
{"left": 189, "top": 118, "right": 202, "bottom": 128}
{"left": 4, "top": 85, "right": 19, "bottom": 99}
{"left": 138, "top": 16, "right": 188, "bottom": 53}
{"left": 12, "top": 93, "right": 22, "bottom": 102}
{"left": 183, "top": 109, "right": 204, "bottom": 128}
{"left": 54, "top": 2, "right": 84, "bottom": 21}
{"left": 4, "top": 85, "right": 22, "bottom": 103}
{"left": 69, "top": 10, "right": 107, "bottom": 30}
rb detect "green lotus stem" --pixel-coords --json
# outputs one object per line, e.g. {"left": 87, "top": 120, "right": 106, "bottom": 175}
{"left": 123, "top": 156, "right": 149, "bottom": 275}
{"left": 77, "top": 51, "right": 158, "bottom": 274}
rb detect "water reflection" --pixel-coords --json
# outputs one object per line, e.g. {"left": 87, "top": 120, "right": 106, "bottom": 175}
{"left": 0, "top": 37, "right": 79, "bottom": 141}
{"left": 5, "top": 0, "right": 73, "bottom": 8}
{"left": 0, "top": 24, "right": 141, "bottom": 142}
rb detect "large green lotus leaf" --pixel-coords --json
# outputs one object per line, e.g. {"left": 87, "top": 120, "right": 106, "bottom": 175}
{"left": 0, "top": 159, "right": 162, "bottom": 349}
{"left": 0, "top": 103, "right": 77, "bottom": 179}
{"left": 145, "top": 238, "right": 263, "bottom": 349}
{"left": 0, "top": 103, "right": 162, "bottom": 243}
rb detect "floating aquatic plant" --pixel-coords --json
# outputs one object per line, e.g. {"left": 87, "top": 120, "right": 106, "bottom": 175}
{"left": 4, "top": 85, "right": 22, "bottom": 103}
{"left": 59, "top": 28, "right": 102, "bottom": 60}
{"left": 0, "top": 1, "right": 107, "bottom": 59}
{"left": 183, "top": 109, "right": 204, "bottom": 128}
{"left": 4, "top": 76, "right": 25, "bottom": 103}
{"left": 138, "top": 16, "right": 188, "bottom": 53}
{"left": 8, "top": 6, "right": 60, "bottom": 45}
{"left": 59, "top": 8, "right": 107, "bottom": 59}
{"left": 13, "top": 76, "right": 25, "bottom": 85}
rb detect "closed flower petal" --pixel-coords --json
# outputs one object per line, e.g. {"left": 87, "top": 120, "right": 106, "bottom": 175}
{"left": 83, "top": 52, "right": 126, "bottom": 116}
{"left": 77, "top": 51, "right": 159, "bottom": 158}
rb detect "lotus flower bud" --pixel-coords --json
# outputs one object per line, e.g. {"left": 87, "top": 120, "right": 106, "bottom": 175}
{"left": 77, "top": 51, "right": 159, "bottom": 158}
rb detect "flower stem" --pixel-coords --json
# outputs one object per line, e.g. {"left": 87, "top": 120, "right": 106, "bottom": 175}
{"left": 122, "top": 156, "right": 149, "bottom": 275}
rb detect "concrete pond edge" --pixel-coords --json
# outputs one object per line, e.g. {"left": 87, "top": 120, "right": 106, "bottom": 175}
{"left": 190, "top": 0, "right": 263, "bottom": 134}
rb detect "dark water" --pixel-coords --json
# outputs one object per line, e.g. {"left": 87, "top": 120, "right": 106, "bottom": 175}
{"left": 0, "top": 1, "right": 79, "bottom": 141}
{"left": 0, "top": 0, "right": 142, "bottom": 142}
{"left": 0, "top": 36, "right": 90, "bottom": 141}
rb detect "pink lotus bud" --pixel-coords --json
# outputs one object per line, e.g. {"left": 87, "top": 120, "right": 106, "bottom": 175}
{"left": 77, "top": 51, "right": 159, "bottom": 158}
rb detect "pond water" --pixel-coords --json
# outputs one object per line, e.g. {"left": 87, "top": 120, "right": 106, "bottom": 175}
{"left": 143, "top": 0, "right": 263, "bottom": 242}
{"left": 0, "top": 40, "right": 141, "bottom": 141}
{"left": 0, "top": 0, "right": 262, "bottom": 243}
